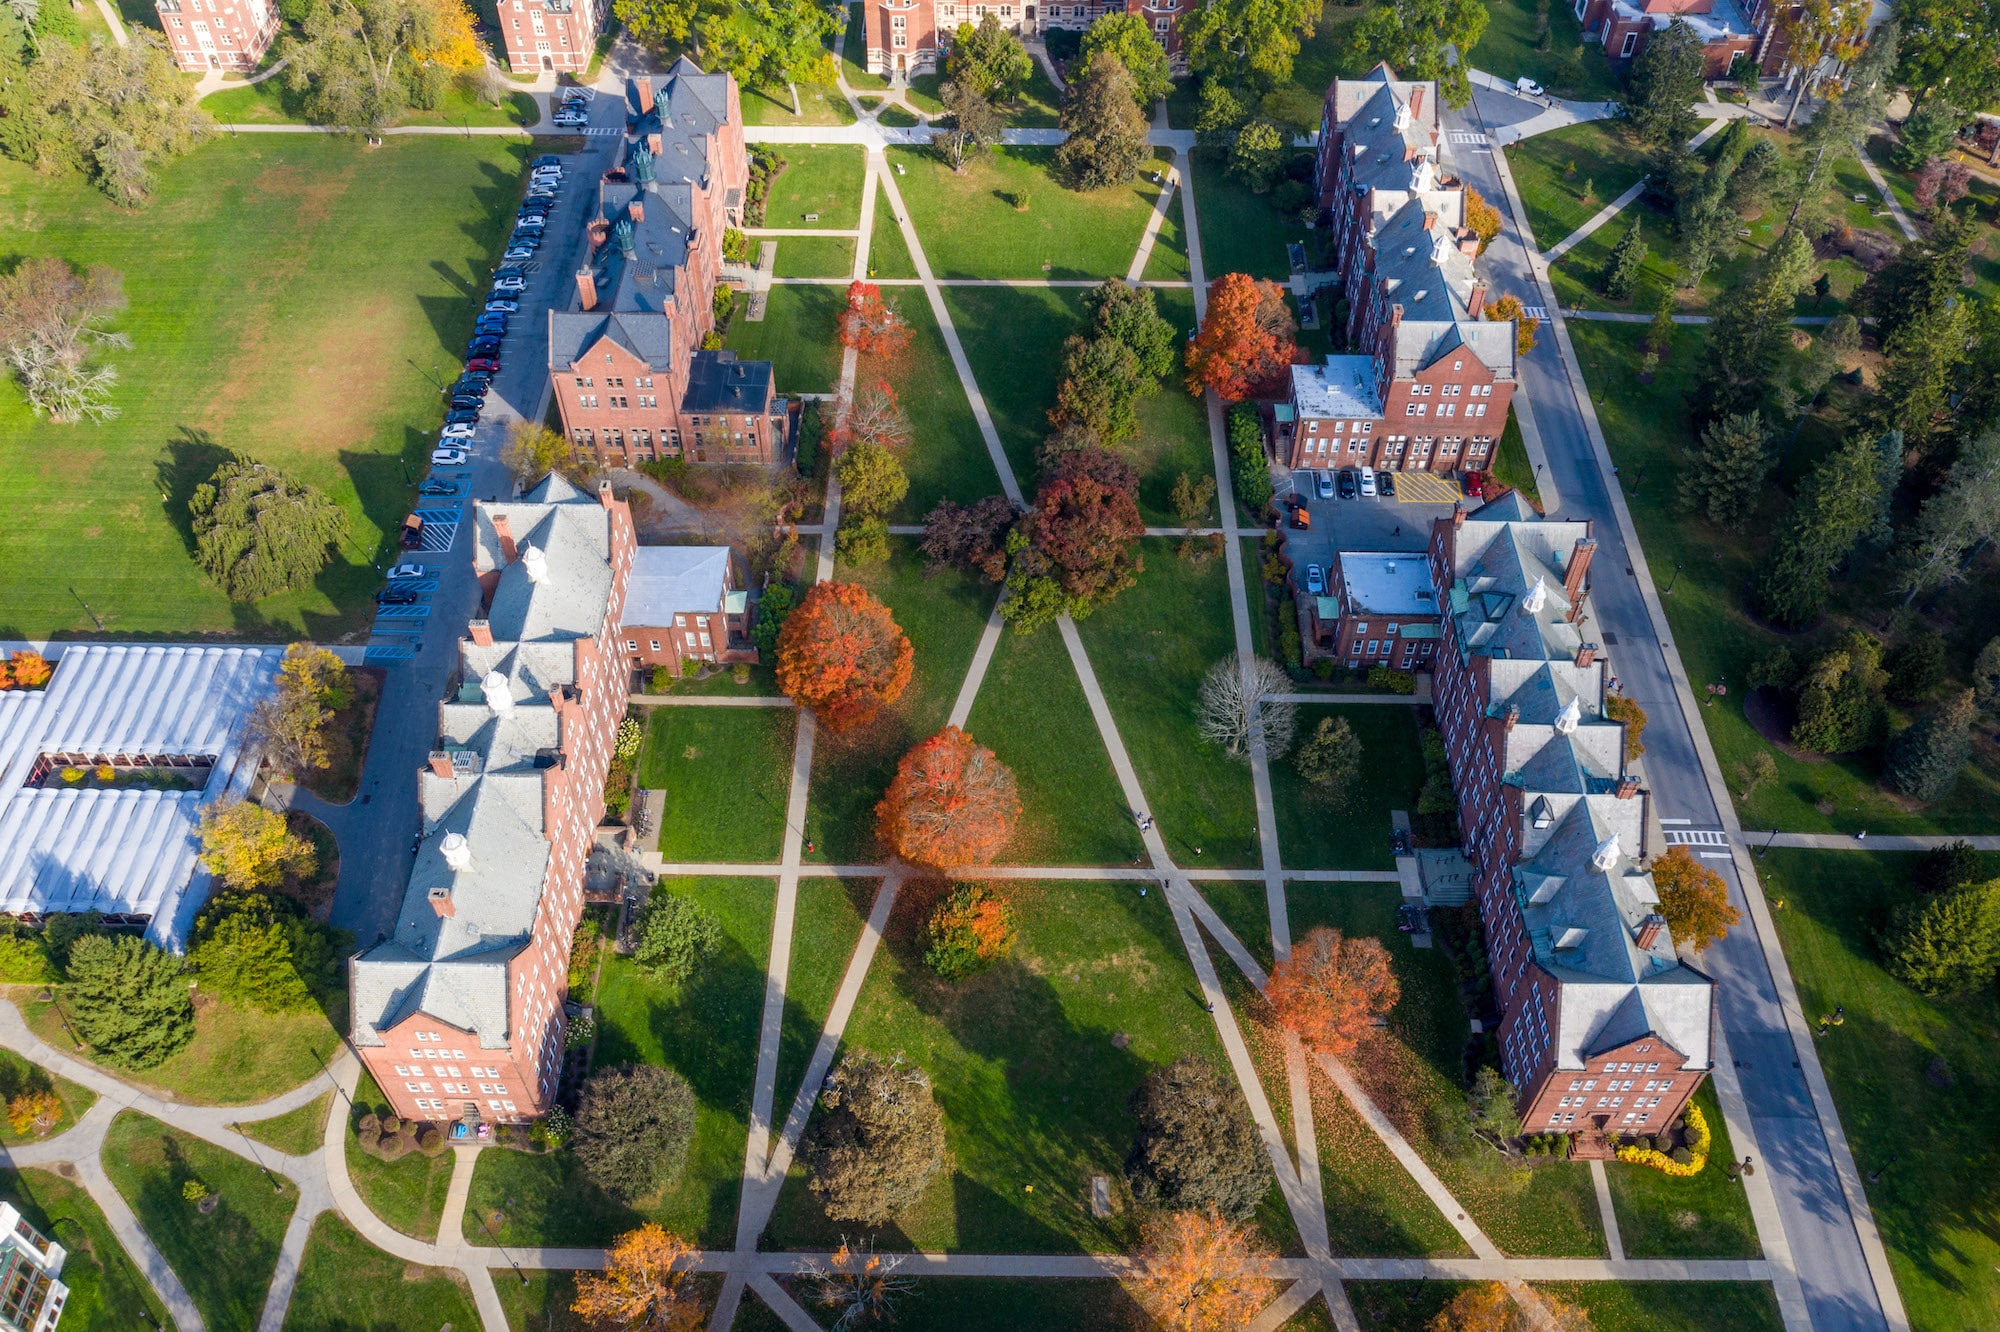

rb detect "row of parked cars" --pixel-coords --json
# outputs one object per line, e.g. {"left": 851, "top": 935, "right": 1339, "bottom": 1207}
{"left": 429, "top": 156, "right": 566, "bottom": 469}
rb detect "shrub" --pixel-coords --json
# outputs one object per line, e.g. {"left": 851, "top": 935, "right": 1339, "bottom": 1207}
{"left": 1126, "top": 1055, "right": 1270, "bottom": 1220}
{"left": 1913, "top": 840, "right": 1983, "bottom": 895}
{"left": 572, "top": 1064, "right": 698, "bottom": 1201}
{"left": 0, "top": 933, "right": 56, "bottom": 985}
{"left": 1883, "top": 879, "right": 2000, "bottom": 997}
{"left": 1226, "top": 403, "right": 1272, "bottom": 510}
{"left": 63, "top": 934, "right": 195, "bottom": 1070}
{"left": 922, "top": 884, "right": 1016, "bottom": 980}
{"left": 800, "top": 1051, "right": 950, "bottom": 1225}
{"left": 1365, "top": 665, "right": 1417, "bottom": 694}
{"left": 1617, "top": 1102, "right": 1711, "bottom": 1175}
{"left": 631, "top": 890, "right": 724, "bottom": 985}
{"left": 416, "top": 1123, "right": 449, "bottom": 1156}
{"left": 374, "top": 1131, "right": 409, "bottom": 1162}
{"left": 182, "top": 1180, "right": 208, "bottom": 1204}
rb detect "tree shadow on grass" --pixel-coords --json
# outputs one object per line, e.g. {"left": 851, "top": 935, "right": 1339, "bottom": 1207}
{"left": 154, "top": 426, "right": 236, "bottom": 557}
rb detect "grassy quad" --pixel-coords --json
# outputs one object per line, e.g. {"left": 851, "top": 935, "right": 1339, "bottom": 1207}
{"left": 1074, "top": 544, "right": 1260, "bottom": 868}
{"left": 886, "top": 146, "right": 1170, "bottom": 281}
{"left": 1191, "top": 150, "right": 1313, "bottom": 282}
{"left": 467, "top": 877, "right": 770, "bottom": 1249}
{"left": 0, "top": 137, "right": 527, "bottom": 640}
{"left": 1344, "top": 1280, "right": 1785, "bottom": 1330}
{"left": 774, "top": 879, "right": 878, "bottom": 1109}
{"left": 772, "top": 237, "right": 857, "bottom": 278}
{"left": 1143, "top": 190, "right": 1193, "bottom": 283}
{"left": 230, "top": 1091, "right": 332, "bottom": 1158}
{"left": 1467, "top": 0, "right": 1623, "bottom": 100}
{"left": 723, "top": 283, "right": 847, "bottom": 397}
{"left": 858, "top": 294, "right": 1002, "bottom": 521}
{"left": 762, "top": 146, "right": 868, "bottom": 231}
{"left": 201, "top": 76, "right": 541, "bottom": 127}
{"left": 1503, "top": 121, "right": 1652, "bottom": 251}
{"left": 24, "top": 990, "right": 342, "bottom": 1105}
{"left": 1568, "top": 319, "right": 2000, "bottom": 835}
{"left": 1268, "top": 704, "right": 1426, "bottom": 871}
{"left": 867, "top": 200, "right": 918, "bottom": 279}
{"left": 0, "top": 1166, "right": 172, "bottom": 1331}
{"left": 0, "top": 1050, "right": 95, "bottom": 1146}
{"left": 282, "top": 1213, "right": 479, "bottom": 1330}
{"left": 1758, "top": 848, "right": 2000, "bottom": 1330}
{"left": 639, "top": 707, "right": 798, "bottom": 862}
{"left": 1603, "top": 1081, "right": 1759, "bottom": 1258}
{"left": 741, "top": 82, "right": 858, "bottom": 128}
{"left": 765, "top": 879, "right": 1269, "bottom": 1254}
{"left": 344, "top": 1071, "right": 458, "bottom": 1241}
{"left": 102, "top": 1111, "right": 297, "bottom": 1332}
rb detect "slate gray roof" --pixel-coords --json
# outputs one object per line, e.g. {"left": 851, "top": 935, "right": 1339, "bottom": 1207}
{"left": 1372, "top": 197, "right": 1476, "bottom": 324}
{"left": 548, "top": 311, "right": 674, "bottom": 372}
{"left": 1446, "top": 516, "right": 1594, "bottom": 664}
{"left": 682, "top": 349, "right": 775, "bottom": 415}
{"left": 1327, "top": 64, "right": 1439, "bottom": 170}
{"left": 1291, "top": 355, "right": 1383, "bottom": 418}
{"left": 625, "top": 546, "right": 729, "bottom": 626}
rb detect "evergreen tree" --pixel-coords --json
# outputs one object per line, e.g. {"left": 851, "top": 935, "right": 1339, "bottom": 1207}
{"left": 1871, "top": 208, "right": 1975, "bottom": 348}
{"left": 1676, "top": 181, "right": 1737, "bottom": 290}
{"left": 1884, "top": 877, "right": 2000, "bottom": 997}
{"left": 1054, "top": 51, "right": 1147, "bottom": 190}
{"left": 1876, "top": 274, "right": 1972, "bottom": 452}
{"left": 1893, "top": 96, "right": 1965, "bottom": 171}
{"left": 187, "top": 892, "right": 332, "bottom": 1014}
{"left": 1692, "top": 230, "right": 1815, "bottom": 421}
{"left": 1623, "top": 19, "right": 1705, "bottom": 147}
{"left": 1677, "top": 411, "right": 1774, "bottom": 529}
{"left": 945, "top": 13, "right": 1032, "bottom": 101}
{"left": 1126, "top": 1055, "right": 1271, "bottom": 1219}
{"left": 1604, "top": 221, "right": 1648, "bottom": 301}
{"left": 1895, "top": 425, "right": 2000, "bottom": 602}
{"left": 1791, "top": 633, "right": 1888, "bottom": 754}
{"left": 190, "top": 460, "right": 350, "bottom": 602}
{"left": 1914, "top": 839, "right": 1984, "bottom": 895}
{"left": 1755, "top": 432, "right": 1885, "bottom": 627}
{"left": 1887, "top": 688, "right": 1978, "bottom": 801}
{"left": 64, "top": 934, "right": 194, "bottom": 1070}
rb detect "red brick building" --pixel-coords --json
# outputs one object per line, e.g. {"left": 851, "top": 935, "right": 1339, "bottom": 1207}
{"left": 860, "top": 0, "right": 1194, "bottom": 77}
{"left": 1297, "top": 68, "right": 1517, "bottom": 475}
{"left": 1304, "top": 552, "right": 1441, "bottom": 669}
{"left": 621, "top": 545, "right": 757, "bottom": 675}
{"left": 154, "top": 0, "right": 278, "bottom": 72}
{"left": 1573, "top": 0, "right": 1755, "bottom": 75}
{"left": 350, "top": 474, "right": 636, "bottom": 1126}
{"left": 548, "top": 62, "right": 787, "bottom": 468}
{"left": 494, "top": 0, "right": 603, "bottom": 74}
{"left": 1426, "top": 493, "right": 1714, "bottom": 1146}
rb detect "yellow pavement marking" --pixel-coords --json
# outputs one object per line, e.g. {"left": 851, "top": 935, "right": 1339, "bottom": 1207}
{"left": 1393, "top": 472, "right": 1463, "bottom": 503}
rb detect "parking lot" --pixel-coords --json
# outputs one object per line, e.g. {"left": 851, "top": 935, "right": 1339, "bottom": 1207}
{"left": 1277, "top": 467, "right": 1461, "bottom": 599}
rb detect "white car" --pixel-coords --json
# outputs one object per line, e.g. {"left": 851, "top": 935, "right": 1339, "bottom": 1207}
{"left": 485, "top": 300, "right": 519, "bottom": 313}
{"left": 431, "top": 446, "right": 469, "bottom": 465}
{"left": 1516, "top": 77, "right": 1546, "bottom": 98}
{"left": 388, "top": 562, "right": 428, "bottom": 580}
{"left": 1358, "top": 468, "right": 1378, "bottom": 498}
{"left": 493, "top": 278, "right": 528, "bottom": 293}
{"left": 441, "top": 421, "right": 477, "bottom": 438}
{"left": 1304, "top": 563, "right": 1326, "bottom": 596}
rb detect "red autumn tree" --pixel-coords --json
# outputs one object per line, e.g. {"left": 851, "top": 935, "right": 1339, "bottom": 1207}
{"left": 1264, "top": 926, "right": 1399, "bottom": 1056}
{"left": 1125, "top": 1206, "right": 1278, "bottom": 1332}
{"left": 876, "top": 727, "right": 1021, "bottom": 869}
{"left": 837, "top": 281, "right": 912, "bottom": 357}
{"left": 1184, "top": 273, "right": 1296, "bottom": 402}
{"left": 776, "top": 582, "right": 915, "bottom": 732}
{"left": 570, "top": 1223, "right": 703, "bottom": 1332}
{"left": 1022, "top": 471, "right": 1145, "bottom": 608}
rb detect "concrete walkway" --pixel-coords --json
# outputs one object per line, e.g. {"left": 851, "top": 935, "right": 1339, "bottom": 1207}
{"left": 1591, "top": 1159, "right": 1627, "bottom": 1262}
{"left": 1539, "top": 113, "right": 1738, "bottom": 263}
{"left": 1859, "top": 153, "right": 1920, "bottom": 241}
{"left": 93, "top": 0, "right": 128, "bottom": 46}
{"left": 1742, "top": 831, "right": 2000, "bottom": 851}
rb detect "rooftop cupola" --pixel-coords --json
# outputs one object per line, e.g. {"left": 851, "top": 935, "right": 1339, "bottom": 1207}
{"left": 483, "top": 670, "right": 514, "bottom": 715}
{"left": 441, "top": 832, "right": 471, "bottom": 870}
{"left": 1554, "top": 696, "right": 1582, "bottom": 735}
{"left": 1591, "top": 833, "right": 1621, "bottom": 872}
{"left": 1519, "top": 575, "right": 1547, "bottom": 616}
{"left": 521, "top": 544, "right": 549, "bottom": 583}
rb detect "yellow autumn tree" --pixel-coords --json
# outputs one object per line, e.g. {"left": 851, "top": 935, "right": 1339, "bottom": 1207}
{"left": 1126, "top": 1207, "right": 1277, "bottom": 1332}
{"left": 197, "top": 800, "right": 318, "bottom": 891}
{"left": 414, "top": 0, "right": 482, "bottom": 70}
{"left": 570, "top": 1223, "right": 703, "bottom": 1331}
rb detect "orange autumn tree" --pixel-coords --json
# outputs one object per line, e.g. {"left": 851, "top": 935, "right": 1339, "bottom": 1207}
{"left": 570, "top": 1223, "right": 703, "bottom": 1332}
{"left": 6, "top": 1090, "right": 61, "bottom": 1138}
{"left": 876, "top": 727, "right": 1020, "bottom": 869}
{"left": 1184, "top": 273, "right": 1296, "bottom": 402}
{"left": 837, "top": 281, "right": 912, "bottom": 357}
{"left": 1485, "top": 293, "right": 1540, "bottom": 355}
{"left": 1126, "top": 1206, "right": 1277, "bottom": 1332}
{"left": 1651, "top": 845, "right": 1741, "bottom": 953}
{"left": 1265, "top": 926, "right": 1399, "bottom": 1056}
{"left": 1428, "top": 1281, "right": 1594, "bottom": 1332}
{"left": 7, "top": 652, "right": 51, "bottom": 689}
{"left": 775, "top": 581, "right": 915, "bottom": 732}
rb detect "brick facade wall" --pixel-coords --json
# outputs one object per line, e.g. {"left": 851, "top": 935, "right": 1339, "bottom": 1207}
{"left": 495, "top": 0, "right": 600, "bottom": 73}
{"left": 155, "top": 0, "right": 278, "bottom": 72}
{"left": 861, "top": 0, "right": 1190, "bottom": 76}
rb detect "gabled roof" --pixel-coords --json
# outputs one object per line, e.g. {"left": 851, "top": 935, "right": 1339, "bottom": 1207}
{"left": 549, "top": 311, "right": 674, "bottom": 372}
{"left": 1447, "top": 516, "right": 1594, "bottom": 664}
{"left": 625, "top": 545, "right": 730, "bottom": 625}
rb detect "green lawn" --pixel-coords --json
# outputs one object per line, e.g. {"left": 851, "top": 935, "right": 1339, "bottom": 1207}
{"left": 1269, "top": 704, "right": 1425, "bottom": 870}
{"left": 1604, "top": 1080, "right": 1759, "bottom": 1258}
{"left": 867, "top": 200, "right": 917, "bottom": 279}
{"left": 1074, "top": 544, "right": 1259, "bottom": 868}
{"left": 1504, "top": 120, "right": 1650, "bottom": 251}
{"left": 1568, "top": 319, "right": 2000, "bottom": 835}
{"left": 102, "top": 1111, "right": 297, "bottom": 1331}
{"left": 25, "top": 990, "right": 341, "bottom": 1105}
{"left": 1758, "top": 848, "right": 2000, "bottom": 1331}
{"left": 1142, "top": 187, "right": 1192, "bottom": 283}
{"left": 345, "top": 1071, "right": 456, "bottom": 1241}
{"left": 202, "top": 74, "right": 540, "bottom": 127}
{"left": 1490, "top": 413, "right": 1543, "bottom": 510}
{"left": 964, "top": 610, "right": 1144, "bottom": 866}
{"left": 1190, "top": 148, "right": 1310, "bottom": 282}
{"left": 742, "top": 81, "right": 857, "bottom": 127}
{"left": 0, "top": 135, "right": 527, "bottom": 638}
{"left": 454, "top": 879, "right": 766, "bottom": 1250}
{"left": 724, "top": 283, "right": 847, "bottom": 397}
{"left": 0, "top": 1166, "right": 171, "bottom": 1331}
{"left": 775, "top": 878, "right": 877, "bottom": 1110}
{"left": 765, "top": 880, "right": 1252, "bottom": 1254}
{"left": 1344, "top": 1281, "right": 1784, "bottom": 1330}
{"left": 772, "top": 238, "right": 857, "bottom": 278}
{"left": 1468, "top": 0, "right": 1624, "bottom": 100}
{"left": 1131, "top": 288, "right": 1218, "bottom": 527}
{"left": 941, "top": 283, "right": 1084, "bottom": 485}
{"left": 810, "top": 1278, "right": 1149, "bottom": 1328}
{"left": 888, "top": 146, "right": 1168, "bottom": 280}
{"left": 806, "top": 539, "right": 992, "bottom": 864}
{"left": 861, "top": 293, "right": 1001, "bottom": 521}
{"left": 639, "top": 708, "right": 797, "bottom": 862}
{"left": 231, "top": 1091, "right": 331, "bottom": 1158}
{"left": 495, "top": 1270, "right": 588, "bottom": 1332}
{"left": 283, "top": 1212, "right": 478, "bottom": 1331}
{"left": 0, "top": 1050, "right": 95, "bottom": 1146}
{"left": 765, "top": 146, "right": 868, "bottom": 230}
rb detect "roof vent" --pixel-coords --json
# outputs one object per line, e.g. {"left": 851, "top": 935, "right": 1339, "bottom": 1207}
{"left": 1413, "top": 289, "right": 1428, "bottom": 303}
{"left": 1519, "top": 575, "right": 1547, "bottom": 616}
{"left": 1591, "top": 833, "right": 1621, "bottom": 872}
{"left": 441, "top": 832, "right": 472, "bottom": 870}
{"left": 483, "top": 670, "right": 514, "bottom": 714}
{"left": 1554, "top": 696, "right": 1582, "bottom": 735}
{"left": 521, "top": 544, "right": 548, "bottom": 583}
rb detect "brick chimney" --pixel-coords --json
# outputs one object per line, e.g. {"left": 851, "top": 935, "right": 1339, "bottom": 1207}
{"left": 468, "top": 619, "right": 493, "bottom": 647}
{"left": 1410, "top": 85, "right": 1424, "bottom": 119}
{"left": 599, "top": 478, "right": 616, "bottom": 509}
{"left": 648, "top": 133, "right": 662, "bottom": 155}
{"left": 576, "top": 268, "right": 598, "bottom": 312}
{"left": 1635, "top": 913, "right": 1666, "bottom": 950}
{"left": 428, "top": 751, "right": 455, "bottom": 779}
{"left": 491, "top": 513, "right": 517, "bottom": 564}
{"left": 1503, "top": 703, "right": 1520, "bottom": 732}
{"left": 1467, "top": 279, "right": 1488, "bottom": 319}
{"left": 1452, "top": 501, "right": 1466, "bottom": 530}
{"left": 1458, "top": 229, "right": 1481, "bottom": 259}
{"left": 628, "top": 198, "right": 644, "bottom": 224}
{"left": 429, "top": 885, "right": 455, "bottom": 918}
{"left": 1422, "top": 211, "right": 1437, "bottom": 232}
{"left": 1616, "top": 774, "right": 1641, "bottom": 800}
{"left": 1562, "top": 537, "right": 1597, "bottom": 618}
{"left": 1575, "top": 642, "right": 1598, "bottom": 668}
{"left": 637, "top": 77, "right": 655, "bottom": 115}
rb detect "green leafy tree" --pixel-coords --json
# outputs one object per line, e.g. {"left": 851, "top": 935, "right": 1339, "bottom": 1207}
{"left": 1052, "top": 333, "right": 1146, "bottom": 443}
{"left": 1294, "top": 716, "right": 1363, "bottom": 807}
{"left": 1623, "top": 19, "right": 1705, "bottom": 147}
{"left": 1755, "top": 432, "right": 1885, "bottom": 628}
{"left": 934, "top": 79, "right": 1002, "bottom": 172}
{"left": 1351, "top": 0, "right": 1488, "bottom": 108}
{"left": 631, "top": 890, "right": 724, "bottom": 984}
{"left": 187, "top": 892, "right": 343, "bottom": 1014}
{"left": 1055, "top": 51, "right": 1149, "bottom": 190}
{"left": 1913, "top": 839, "right": 1983, "bottom": 894}
{"left": 1884, "top": 877, "right": 2000, "bottom": 997}
{"left": 1974, "top": 636, "right": 2000, "bottom": 713}
{"left": 1194, "top": 79, "right": 1249, "bottom": 147}
{"left": 922, "top": 883, "right": 1015, "bottom": 979}
{"left": 1727, "top": 137, "right": 1786, "bottom": 218}
{"left": 1675, "top": 169, "right": 1739, "bottom": 290}
{"left": 1885, "top": 627, "right": 1948, "bottom": 703}
{"left": 64, "top": 934, "right": 194, "bottom": 1070}
{"left": 1126, "top": 1055, "right": 1271, "bottom": 1219}
{"left": 502, "top": 421, "right": 594, "bottom": 488}
{"left": 834, "top": 439, "right": 909, "bottom": 520}
{"left": 611, "top": 0, "right": 837, "bottom": 89}
{"left": 1228, "top": 118, "right": 1288, "bottom": 191}
{"left": 1676, "top": 411, "right": 1773, "bottom": 530}
{"left": 1878, "top": 293, "right": 1971, "bottom": 451}
{"left": 190, "top": 460, "right": 350, "bottom": 602}
{"left": 1466, "top": 1066, "right": 1522, "bottom": 1144}
{"left": 281, "top": 0, "right": 460, "bottom": 132}
{"left": 1180, "top": 0, "right": 1321, "bottom": 89}
{"left": 1692, "top": 229, "right": 1816, "bottom": 421}
{"left": 752, "top": 583, "right": 794, "bottom": 656}
{"left": 800, "top": 1051, "right": 951, "bottom": 1224}
{"left": 835, "top": 514, "right": 890, "bottom": 566}
{"left": 1894, "top": 96, "right": 1965, "bottom": 170}
{"left": 1228, "top": 402, "right": 1272, "bottom": 510}
{"left": 1893, "top": 0, "right": 2000, "bottom": 113}
{"left": 1076, "top": 12, "right": 1172, "bottom": 106}
{"left": 1604, "top": 222, "right": 1648, "bottom": 301}
{"left": 1887, "top": 688, "right": 1978, "bottom": 801}
{"left": 1895, "top": 425, "right": 2000, "bottom": 602}
{"left": 572, "top": 1064, "right": 698, "bottom": 1201}
{"left": 1085, "top": 280, "right": 1178, "bottom": 380}
{"left": 0, "top": 32, "right": 207, "bottom": 205}
{"left": 947, "top": 13, "right": 1032, "bottom": 99}
{"left": 1791, "top": 632, "right": 1887, "bottom": 754}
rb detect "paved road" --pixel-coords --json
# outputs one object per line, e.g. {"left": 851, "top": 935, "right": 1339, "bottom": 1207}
{"left": 327, "top": 75, "right": 630, "bottom": 946}
{"left": 1442, "top": 90, "right": 1891, "bottom": 1332}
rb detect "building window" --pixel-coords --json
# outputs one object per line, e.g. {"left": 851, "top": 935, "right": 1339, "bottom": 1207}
{"left": 649, "top": 639, "right": 660, "bottom": 651}
{"left": 626, "top": 640, "right": 638, "bottom": 651}
{"left": 1620, "top": 29, "right": 1637, "bottom": 56}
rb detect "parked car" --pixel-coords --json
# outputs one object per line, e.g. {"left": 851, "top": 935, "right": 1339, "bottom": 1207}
{"left": 377, "top": 587, "right": 421, "bottom": 605}
{"left": 418, "top": 480, "right": 457, "bottom": 496}
{"left": 1461, "top": 470, "right": 1487, "bottom": 498}
{"left": 1515, "top": 76, "right": 1546, "bottom": 98}
{"left": 1304, "top": 563, "right": 1326, "bottom": 596}
{"left": 1378, "top": 470, "right": 1397, "bottom": 498}
{"left": 502, "top": 248, "right": 537, "bottom": 262}
{"left": 1314, "top": 470, "right": 1334, "bottom": 501}
{"left": 474, "top": 318, "right": 508, "bottom": 334}
{"left": 440, "top": 422, "right": 476, "bottom": 440}
{"left": 1289, "top": 504, "right": 1312, "bottom": 530}
{"left": 532, "top": 154, "right": 562, "bottom": 170}
{"left": 553, "top": 112, "right": 588, "bottom": 128}
{"left": 388, "top": 561, "right": 429, "bottom": 579}
{"left": 484, "top": 300, "right": 519, "bottom": 313}
{"left": 514, "top": 216, "right": 546, "bottom": 231}
{"left": 450, "top": 397, "right": 485, "bottom": 413}
{"left": 506, "top": 235, "right": 541, "bottom": 250}
{"left": 431, "top": 446, "right": 469, "bottom": 465}
{"left": 1337, "top": 468, "right": 1359, "bottom": 499}
{"left": 1358, "top": 468, "right": 1378, "bottom": 498}
{"left": 495, "top": 265, "right": 527, "bottom": 277}
{"left": 446, "top": 410, "right": 480, "bottom": 426}
{"left": 492, "top": 278, "right": 527, "bottom": 293}
{"left": 455, "top": 375, "right": 491, "bottom": 391}
{"left": 467, "top": 356, "right": 500, "bottom": 372}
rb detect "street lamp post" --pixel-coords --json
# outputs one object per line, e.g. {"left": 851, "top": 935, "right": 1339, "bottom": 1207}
{"left": 1664, "top": 561, "right": 1683, "bottom": 595}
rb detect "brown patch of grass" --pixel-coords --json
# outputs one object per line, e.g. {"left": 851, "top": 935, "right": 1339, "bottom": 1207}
{"left": 299, "top": 667, "right": 381, "bottom": 803}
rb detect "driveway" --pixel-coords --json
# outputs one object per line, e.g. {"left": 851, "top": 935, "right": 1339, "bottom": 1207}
{"left": 1275, "top": 467, "right": 1455, "bottom": 599}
